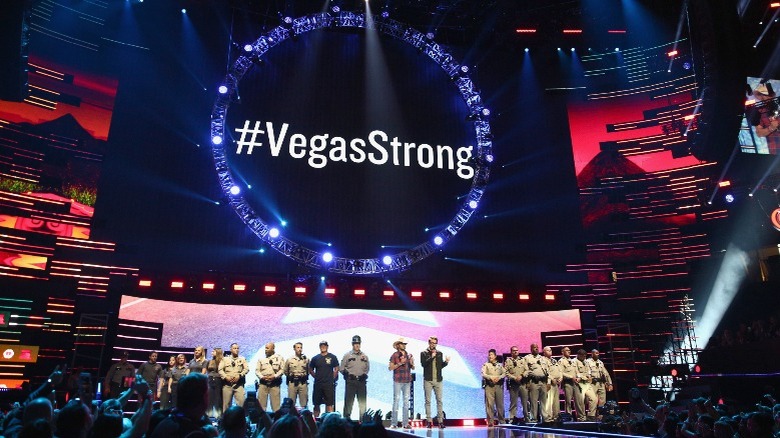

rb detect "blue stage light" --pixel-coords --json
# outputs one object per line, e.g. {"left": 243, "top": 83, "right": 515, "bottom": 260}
{"left": 268, "top": 228, "right": 280, "bottom": 238}
{"left": 725, "top": 194, "right": 734, "bottom": 203}
{"left": 218, "top": 85, "right": 228, "bottom": 94}
{"left": 229, "top": 185, "right": 241, "bottom": 195}
{"left": 485, "top": 154, "right": 494, "bottom": 163}
{"left": 382, "top": 256, "right": 392, "bottom": 265}
{"left": 433, "top": 236, "right": 443, "bottom": 246}
{"left": 468, "top": 200, "right": 478, "bottom": 209}
{"left": 322, "top": 252, "right": 333, "bottom": 263}
{"left": 243, "top": 44, "right": 253, "bottom": 52}
{"left": 482, "top": 108, "right": 490, "bottom": 116}
{"left": 212, "top": 136, "right": 223, "bottom": 145}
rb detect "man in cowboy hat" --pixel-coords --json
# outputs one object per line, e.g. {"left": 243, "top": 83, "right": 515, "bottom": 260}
{"left": 750, "top": 81, "right": 780, "bottom": 154}
{"left": 389, "top": 337, "right": 415, "bottom": 429}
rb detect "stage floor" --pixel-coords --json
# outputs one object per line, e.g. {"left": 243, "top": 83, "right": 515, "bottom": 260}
{"left": 386, "top": 424, "right": 633, "bottom": 438}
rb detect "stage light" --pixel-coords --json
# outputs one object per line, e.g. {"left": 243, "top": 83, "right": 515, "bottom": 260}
{"left": 485, "top": 154, "right": 494, "bottom": 163}
{"left": 283, "top": 16, "right": 292, "bottom": 24}
{"left": 382, "top": 256, "right": 392, "bottom": 265}
{"left": 324, "top": 287, "right": 336, "bottom": 296}
{"left": 670, "top": 367, "right": 678, "bottom": 377}
{"left": 322, "top": 252, "right": 333, "bottom": 263}
{"left": 545, "top": 294, "right": 555, "bottom": 301}
{"left": 171, "top": 281, "right": 184, "bottom": 289}
{"left": 267, "top": 285, "right": 279, "bottom": 294}
{"left": 460, "top": 65, "right": 469, "bottom": 73}
{"left": 259, "top": 248, "right": 265, "bottom": 254}
{"left": 693, "top": 364, "right": 701, "bottom": 374}
{"left": 725, "top": 194, "right": 734, "bottom": 203}
{"left": 331, "top": 5, "right": 340, "bottom": 13}
{"left": 683, "top": 62, "right": 691, "bottom": 70}
{"left": 381, "top": 10, "right": 389, "bottom": 18}
{"left": 202, "top": 282, "right": 215, "bottom": 290}
{"left": 233, "top": 284, "right": 246, "bottom": 292}
{"left": 383, "top": 289, "right": 394, "bottom": 297}
{"left": 524, "top": 48, "right": 529, "bottom": 52}
{"left": 772, "top": 2, "right": 780, "bottom": 7}
{"left": 439, "top": 291, "right": 451, "bottom": 299}
{"left": 433, "top": 236, "right": 443, "bottom": 246}
{"left": 468, "top": 200, "right": 478, "bottom": 209}
{"left": 466, "top": 292, "right": 478, "bottom": 299}
{"left": 696, "top": 244, "right": 748, "bottom": 348}
{"left": 492, "top": 292, "right": 504, "bottom": 300}
{"left": 229, "top": 185, "right": 241, "bottom": 195}
{"left": 718, "top": 180, "right": 731, "bottom": 187}
{"left": 519, "top": 293, "right": 530, "bottom": 300}
{"left": 411, "top": 290, "right": 423, "bottom": 298}
{"left": 218, "top": 85, "right": 228, "bottom": 94}
{"left": 212, "top": 136, "right": 222, "bottom": 145}
{"left": 515, "top": 29, "right": 537, "bottom": 33}
{"left": 139, "top": 280, "right": 152, "bottom": 287}
{"left": 615, "top": 47, "right": 620, "bottom": 51}
{"left": 281, "top": 220, "right": 287, "bottom": 227}
{"left": 268, "top": 228, "right": 280, "bottom": 238}
{"left": 354, "top": 288, "right": 366, "bottom": 297}
{"left": 181, "top": 8, "right": 186, "bottom": 14}
{"left": 482, "top": 108, "right": 490, "bottom": 116}
{"left": 425, "top": 32, "right": 435, "bottom": 39}
{"left": 667, "top": 50, "right": 678, "bottom": 57}
{"left": 243, "top": 44, "right": 253, "bottom": 52}
{"left": 557, "top": 47, "right": 561, "bottom": 51}
{"left": 462, "top": 419, "right": 475, "bottom": 426}
{"left": 563, "top": 29, "right": 582, "bottom": 34}
{"left": 570, "top": 48, "right": 575, "bottom": 52}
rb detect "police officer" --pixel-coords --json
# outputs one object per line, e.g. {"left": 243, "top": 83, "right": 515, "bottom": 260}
{"left": 504, "top": 346, "right": 530, "bottom": 424}
{"left": 574, "top": 349, "right": 593, "bottom": 421}
{"left": 481, "top": 349, "right": 505, "bottom": 427}
{"left": 219, "top": 342, "right": 249, "bottom": 412}
{"left": 585, "top": 349, "right": 613, "bottom": 420}
{"left": 543, "top": 346, "right": 562, "bottom": 423}
{"left": 285, "top": 342, "right": 309, "bottom": 409}
{"left": 256, "top": 342, "right": 285, "bottom": 412}
{"left": 341, "top": 335, "right": 369, "bottom": 420}
{"left": 103, "top": 351, "right": 136, "bottom": 399}
{"left": 524, "top": 343, "right": 548, "bottom": 423}
{"left": 558, "top": 347, "right": 579, "bottom": 418}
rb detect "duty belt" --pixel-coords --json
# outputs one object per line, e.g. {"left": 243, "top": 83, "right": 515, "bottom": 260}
{"left": 347, "top": 374, "right": 367, "bottom": 382}
{"left": 259, "top": 377, "right": 283, "bottom": 387}
{"left": 287, "top": 376, "right": 308, "bottom": 386}
{"left": 529, "top": 376, "right": 546, "bottom": 384}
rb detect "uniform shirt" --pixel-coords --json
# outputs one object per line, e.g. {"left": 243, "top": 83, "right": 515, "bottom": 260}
{"left": 255, "top": 353, "right": 285, "bottom": 382}
{"left": 504, "top": 356, "right": 527, "bottom": 382}
{"left": 219, "top": 355, "right": 249, "bottom": 383}
{"left": 481, "top": 360, "right": 505, "bottom": 382}
{"left": 137, "top": 361, "right": 163, "bottom": 388}
{"left": 389, "top": 351, "right": 413, "bottom": 383}
{"left": 285, "top": 355, "right": 309, "bottom": 378}
{"left": 171, "top": 365, "right": 188, "bottom": 384}
{"left": 188, "top": 358, "right": 208, "bottom": 374}
{"left": 341, "top": 349, "right": 369, "bottom": 377}
{"left": 558, "top": 356, "right": 577, "bottom": 381}
{"left": 309, "top": 353, "right": 339, "bottom": 384}
{"left": 585, "top": 358, "right": 612, "bottom": 385}
{"left": 523, "top": 354, "right": 548, "bottom": 379}
{"left": 575, "top": 358, "right": 591, "bottom": 382}
{"left": 547, "top": 358, "right": 562, "bottom": 384}
{"left": 106, "top": 361, "right": 136, "bottom": 385}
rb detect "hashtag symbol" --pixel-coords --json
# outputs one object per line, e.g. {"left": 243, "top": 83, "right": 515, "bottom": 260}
{"left": 234, "top": 120, "right": 265, "bottom": 154}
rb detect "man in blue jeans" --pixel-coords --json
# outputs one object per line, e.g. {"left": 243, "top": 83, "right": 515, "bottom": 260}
{"left": 389, "top": 337, "right": 415, "bottom": 429}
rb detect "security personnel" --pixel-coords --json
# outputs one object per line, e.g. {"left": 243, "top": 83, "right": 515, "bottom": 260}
{"left": 585, "top": 349, "right": 613, "bottom": 420}
{"left": 340, "top": 335, "right": 369, "bottom": 420}
{"left": 574, "top": 349, "right": 593, "bottom": 421}
{"left": 543, "top": 346, "right": 562, "bottom": 422}
{"left": 504, "top": 346, "right": 530, "bottom": 424}
{"left": 284, "top": 342, "right": 309, "bottom": 408}
{"left": 256, "top": 342, "right": 285, "bottom": 412}
{"left": 481, "top": 349, "right": 505, "bottom": 427}
{"left": 103, "top": 351, "right": 136, "bottom": 399}
{"left": 219, "top": 342, "right": 249, "bottom": 412}
{"left": 524, "top": 343, "right": 548, "bottom": 423}
{"left": 558, "top": 347, "right": 579, "bottom": 418}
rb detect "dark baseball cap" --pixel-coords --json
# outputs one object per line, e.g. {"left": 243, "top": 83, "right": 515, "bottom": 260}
{"left": 319, "top": 340, "right": 328, "bottom": 346}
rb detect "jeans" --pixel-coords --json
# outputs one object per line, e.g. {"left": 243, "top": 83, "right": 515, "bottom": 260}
{"left": 392, "top": 381, "right": 411, "bottom": 426}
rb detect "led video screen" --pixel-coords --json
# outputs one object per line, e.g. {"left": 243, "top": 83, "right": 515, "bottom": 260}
{"left": 119, "top": 295, "right": 581, "bottom": 419}
{"left": 739, "top": 77, "right": 780, "bottom": 155}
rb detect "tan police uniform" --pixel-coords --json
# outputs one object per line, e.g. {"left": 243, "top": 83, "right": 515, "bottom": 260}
{"left": 285, "top": 353, "right": 309, "bottom": 408}
{"left": 256, "top": 353, "right": 285, "bottom": 412}
{"left": 481, "top": 359, "right": 506, "bottom": 425}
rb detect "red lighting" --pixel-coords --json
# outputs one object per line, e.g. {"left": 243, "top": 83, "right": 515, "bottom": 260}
{"left": 492, "top": 292, "right": 504, "bottom": 300}
{"left": 202, "top": 282, "right": 215, "bottom": 290}
{"left": 466, "top": 292, "right": 478, "bottom": 299}
{"left": 563, "top": 29, "right": 583, "bottom": 34}
{"left": 670, "top": 368, "right": 679, "bottom": 377}
{"left": 693, "top": 364, "right": 701, "bottom": 373}
{"left": 324, "top": 287, "right": 336, "bottom": 296}
{"left": 462, "top": 419, "right": 476, "bottom": 426}
{"left": 772, "top": 2, "right": 780, "bottom": 7}
{"left": 138, "top": 280, "right": 152, "bottom": 287}
{"left": 683, "top": 114, "right": 696, "bottom": 121}
{"left": 411, "top": 290, "right": 423, "bottom": 298}
{"left": 519, "top": 293, "right": 530, "bottom": 300}
{"left": 170, "top": 281, "right": 184, "bottom": 289}
{"left": 354, "top": 289, "right": 366, "bottom": 296}
{"left": 545, "top": 294, "right": 555, "bottom": 301}
{"left": 718, "top": 181, "right": 731, "bottom": 188}
{"left": 666, "top": 50, "right": 678, "bottom": 57}
{"left": 439, "top": 291, "right": 451, "bottom": 299}
{"left": 515, "top": 28, "right": 537, "bottom": 33}
{"left": 383, "top": 290, "right": 394, "bottom": 297}
{"left": 267, "top": 285, "right": 280, "bottom": 294}
{"left": 233, "top": 284, "right": 246, "bottom": 292}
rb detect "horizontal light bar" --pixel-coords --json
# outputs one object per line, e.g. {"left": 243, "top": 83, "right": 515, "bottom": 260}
{"left": 138, "top": 280, "right": 151, "bottom": 287}
{"left": 466, "top": 292, "right": 478, "bottom": 299}
{"left": 382, "top": 290, "right": 394, "bottom": 297}
{"left": 545, "top": 294, "right": 556, "bottom": 301}
{"left": 666, "top": 50, "right": 678, "bottom": 57}
{"left": 267, "top": 285, "right": 279, "bottom": 294}
{"left": 233, "top": 284, "right": 246, "bottom": 292}
{"left": 411, "top": 290, "right": 422, "bottom": 298}
{"left": 563, "top": 29, "right": 582, "bottom": 34}
{"left": 202, "top": 282, "right": 215, "bottom": 290}
{"left": 515, "top": 28, "right": 537, "bottom": 33}
{"left": 170, "top": 281, "right": 184, "bottom": 289}
{"left": 439, "top": 291, "right": 450, "bottom": 299}
{"left": 324, "top": 287, "right": 336, "bottom": 296}
{"left": 519, "top": 293, "right": 530, "bottom": 300}
{"left": 492, "top": 292, "right": 504, "bottom": 300}
{"left": 354, "top": 289, "right": 366, "bottom": 296}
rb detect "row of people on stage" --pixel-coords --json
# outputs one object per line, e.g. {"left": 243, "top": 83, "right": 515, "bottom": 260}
{"left": 103, "top": 337, "right": 612, "bottom": 428}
